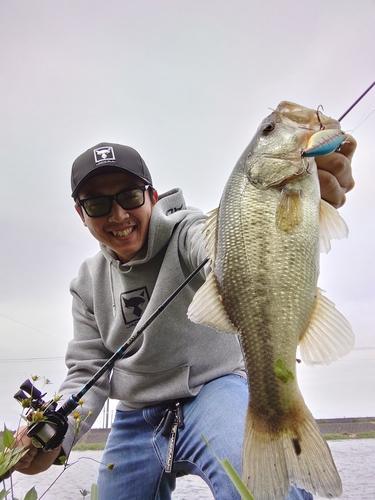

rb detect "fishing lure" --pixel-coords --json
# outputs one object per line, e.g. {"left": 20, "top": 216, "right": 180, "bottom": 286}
{"left": 302, "top": 128, "right": 346, "bottom": 157}
{"left": 303, "top": 79, "right": 375, "bottom": 157}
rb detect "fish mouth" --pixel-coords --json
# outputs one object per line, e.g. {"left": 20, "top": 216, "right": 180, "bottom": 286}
{"left": 260, "top": 153, "right": 302, "bottom": 161}
{"left": 111, "top": 227, "right": 134, "bottom": 237}
{"left": 275, "top": 101, "right": 341, "bottom": 130}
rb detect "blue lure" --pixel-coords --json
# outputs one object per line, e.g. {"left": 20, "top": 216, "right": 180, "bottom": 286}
{"left": 302, "top": 129, "right": 346, "bottom": 157}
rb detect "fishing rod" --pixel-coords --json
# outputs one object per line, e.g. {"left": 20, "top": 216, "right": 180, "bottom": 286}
{"left": 13, "top": 257, "right": 208, "bottom": 451}
{"left": 9, "top": 79, "right": 375, "bottom": 454}
{"left": 338, "top": 80, "right": 375, "bottom": 122}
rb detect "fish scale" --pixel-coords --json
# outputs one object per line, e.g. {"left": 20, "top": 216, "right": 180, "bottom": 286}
{"left": 223, "top": 180, "right": 317, "bottom": 419}
{"left": 188, "top": 101, "right": 355, "bottom": 500}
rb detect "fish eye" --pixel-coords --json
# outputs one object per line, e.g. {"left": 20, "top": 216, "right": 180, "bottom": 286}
{"left": 261, "top": 122, "right": 275, "bottom": 135}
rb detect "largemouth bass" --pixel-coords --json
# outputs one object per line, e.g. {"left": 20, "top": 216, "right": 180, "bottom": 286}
{"left": 188, "top": 102, "right": 355, "bottom": 500}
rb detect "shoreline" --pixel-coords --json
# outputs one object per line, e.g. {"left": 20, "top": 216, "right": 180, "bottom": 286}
{"left": 2, "top": 417, "right": 374, "bottom": 452}
{"left": 72, "top": 432, "right": 375, "bottom": 451}
{"left": 72, "top": 416, "right": 375, "bottom": 450}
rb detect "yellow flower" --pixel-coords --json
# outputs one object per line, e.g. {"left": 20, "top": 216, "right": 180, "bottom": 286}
{"left": 21, "top": 398, "right": 31, "bottom": 408}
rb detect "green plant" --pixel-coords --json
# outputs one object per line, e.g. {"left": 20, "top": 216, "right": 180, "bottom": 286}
{"left": 0, "top": 426, "right": 28, "bottom": 479}
{"left": 1, "top": 376, "right": 113, "bottom": 500}
{"left": 202, "top": 434, "right": 256, "bottom": 500}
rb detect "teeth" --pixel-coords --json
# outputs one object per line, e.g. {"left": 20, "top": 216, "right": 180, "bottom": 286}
{"left": 112, "top": 227, "right": 134, "bottom": 237}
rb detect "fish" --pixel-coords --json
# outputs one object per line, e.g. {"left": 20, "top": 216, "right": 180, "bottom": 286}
{"left": 188, "top": 101, "right": 355, "bottom": 500}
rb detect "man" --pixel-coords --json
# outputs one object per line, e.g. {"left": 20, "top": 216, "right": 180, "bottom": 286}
{"left": 12, "top": 139, "right": 356, "bottom": 499}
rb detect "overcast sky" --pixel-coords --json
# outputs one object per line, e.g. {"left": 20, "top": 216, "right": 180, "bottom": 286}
{"left": 0, "top": 0, "right": 374, "bottom": 429}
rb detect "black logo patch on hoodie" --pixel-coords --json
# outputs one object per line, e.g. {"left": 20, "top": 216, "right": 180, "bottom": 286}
{"left": 120, "top": 287, "right": 150, "bottom": 327}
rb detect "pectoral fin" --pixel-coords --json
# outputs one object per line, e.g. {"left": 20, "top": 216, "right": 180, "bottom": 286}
{"left": 319, "top": 200, "right": 348, "bottom": 253}
{"left": 187, "top": 272, "right": 238, "bottom": 333}
{"left": 275, "top": 188, "right": 303, "bottom": 233}
{"left": 187, "top": 207, "right": 238, "bottom": 334}
{"left": 299, "top": 288, "right": 354, "bottom": 366}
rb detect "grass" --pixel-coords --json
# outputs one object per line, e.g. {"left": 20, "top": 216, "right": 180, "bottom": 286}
{"left": 325, "top": 431, "right": 375, "bottom": 440}
{"left": 73, "top": 442, "right": 106, "bottom": 451}
{"left": 71, "top": 430, "right": 375, "bottom": 452}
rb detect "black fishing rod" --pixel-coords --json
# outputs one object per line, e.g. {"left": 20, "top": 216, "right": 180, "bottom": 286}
{"left": 338, "top": 80, "right": 375, "bottom": 122}
{"left": 13, "top": 257, "right": 208, "bottom": 451}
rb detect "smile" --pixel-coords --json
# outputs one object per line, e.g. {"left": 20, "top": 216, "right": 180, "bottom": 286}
{"left": 111, "top": 227, "right": 134, "bottom": 237}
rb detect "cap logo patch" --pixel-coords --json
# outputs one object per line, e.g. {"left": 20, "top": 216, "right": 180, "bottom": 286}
{"left": 93, "top": 146, "right": 115, "bottom": 164}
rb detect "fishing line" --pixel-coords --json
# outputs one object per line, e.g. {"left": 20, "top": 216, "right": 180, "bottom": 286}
{"left": 345, "top": 107, "right": 375, "bottom": 135}
{"left": 0, "top": 312, "right": 66, "bottom": 343}
{"left": 0, "top": 356, "right": 64, "bottom": 363}
{"left": 10, "top": 80, "right": 375, "bottom": 452}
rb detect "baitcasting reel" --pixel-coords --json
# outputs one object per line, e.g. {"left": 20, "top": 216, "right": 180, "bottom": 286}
{"left": 14, "top": 379, "right": 72, "bottom": 451}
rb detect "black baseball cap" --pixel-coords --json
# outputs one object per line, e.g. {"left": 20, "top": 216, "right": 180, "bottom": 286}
{"left": 71, "top": 142, "right": 153, "bottom": 198}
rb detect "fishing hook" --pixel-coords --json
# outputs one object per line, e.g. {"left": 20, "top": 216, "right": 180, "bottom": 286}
{"left": 316, "top": 105, "right": 325, "bottom": 130}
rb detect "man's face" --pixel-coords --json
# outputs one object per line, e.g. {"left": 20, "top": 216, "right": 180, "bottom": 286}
{"left": 76, "top": 172, "right": 158, "bottom": 263}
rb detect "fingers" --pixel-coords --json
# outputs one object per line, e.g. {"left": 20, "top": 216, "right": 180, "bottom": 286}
{"left": 316, "top": 134, "right": 356, "bottom": 208}
{"left": 12, "top": 445, "right": 38, "bottom": 471}
{"left": 2, "top": 426, "right": 62, "bottom": 477}
{"left": 340, "top": 134, "right": 357, "bottom": 162}
{"left": 18, "top": 446, "right": 62, "bottom": 475}
{"left": 10, "top": 428, "right": 38, "bottom": 472}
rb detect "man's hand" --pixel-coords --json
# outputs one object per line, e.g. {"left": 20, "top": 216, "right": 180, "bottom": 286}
{"left": 317, "top": 134, "right": 356, "bottom": 208}
{"left": 7, "top": 426, "right": 62, "bottom": 476}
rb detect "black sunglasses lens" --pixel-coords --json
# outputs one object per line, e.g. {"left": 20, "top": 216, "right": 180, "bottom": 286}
{"left": 117, "top": 188, "right": 145, "bottom": 210}
{"left": 81, "top": 187, "right": 148, "bottom": 217}
{"left": 83, "top": 197, "right": 111, "bottom": 217}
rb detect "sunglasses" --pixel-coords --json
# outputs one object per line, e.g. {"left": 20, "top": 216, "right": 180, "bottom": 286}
{"left": 78, "top": 185, "right": 151, "bottom": 217}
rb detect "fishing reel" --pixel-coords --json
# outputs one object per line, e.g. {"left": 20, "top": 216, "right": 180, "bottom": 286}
{"left": 14, "top": 380, "right": 69, "bottom": 451}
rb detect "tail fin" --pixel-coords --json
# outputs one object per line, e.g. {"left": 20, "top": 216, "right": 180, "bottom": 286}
{"left": 242, "top": 405, "right": 342, "bottom": 500}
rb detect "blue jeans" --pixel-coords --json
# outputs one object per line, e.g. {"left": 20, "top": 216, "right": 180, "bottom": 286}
{"left": 97, "top": 374, "right": 313, "bottom": 500}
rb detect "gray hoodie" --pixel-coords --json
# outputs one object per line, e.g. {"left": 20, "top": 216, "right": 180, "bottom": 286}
{"left": 58, "top": 188, "right": 245, "bottom": 452}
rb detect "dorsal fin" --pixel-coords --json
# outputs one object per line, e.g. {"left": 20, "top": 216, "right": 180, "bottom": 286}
{"left": 203, "top": 207, "right": 219, "bottom": 264}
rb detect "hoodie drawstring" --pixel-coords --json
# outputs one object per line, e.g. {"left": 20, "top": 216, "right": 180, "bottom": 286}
{"left": 109, "top": 261, "right": 116, "bottom": 317}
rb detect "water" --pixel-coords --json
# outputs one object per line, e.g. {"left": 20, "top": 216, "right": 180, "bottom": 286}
{"left": 6, "top": 439, "right": 375, "bottom": 499}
